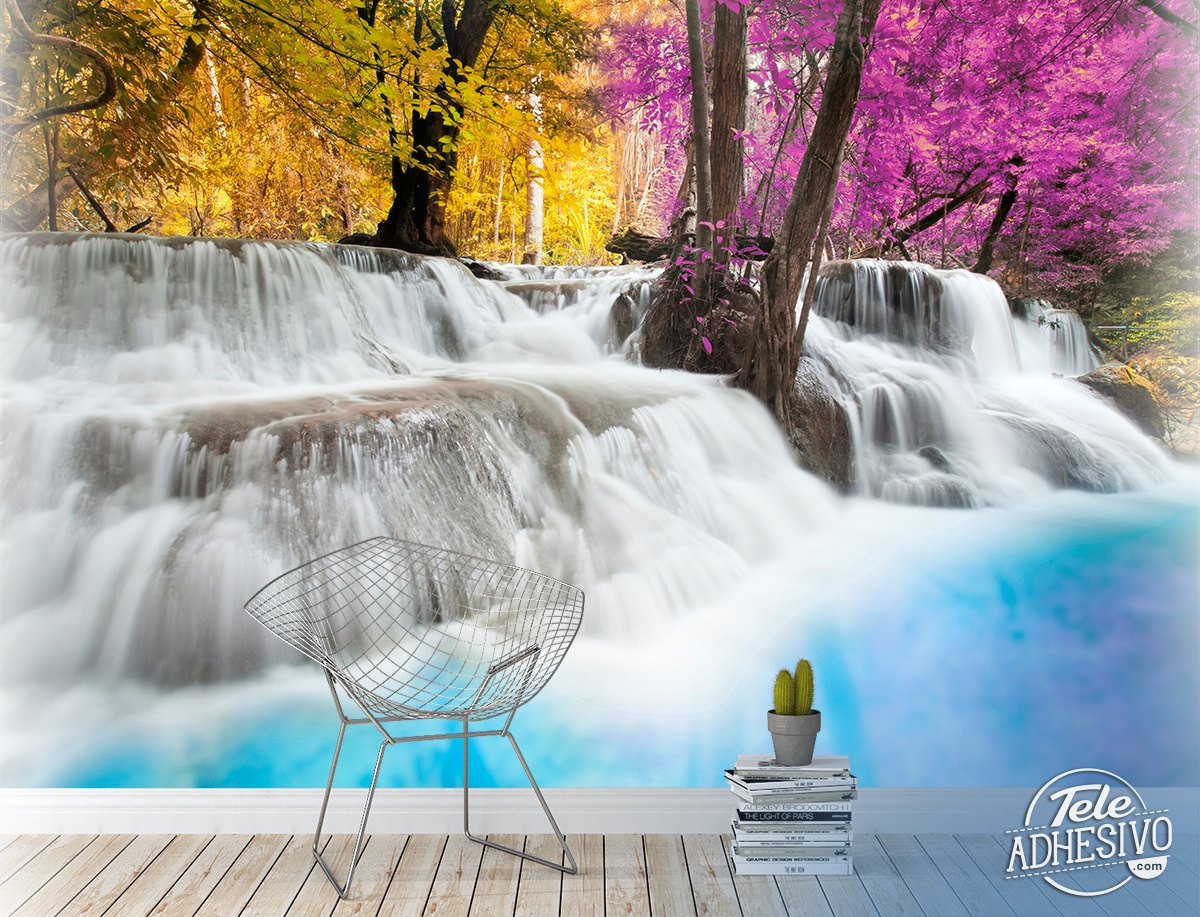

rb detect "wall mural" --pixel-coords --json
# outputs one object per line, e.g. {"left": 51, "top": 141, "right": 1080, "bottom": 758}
{"left": 1, "top": 233, "right": 1196, "bottom": 792}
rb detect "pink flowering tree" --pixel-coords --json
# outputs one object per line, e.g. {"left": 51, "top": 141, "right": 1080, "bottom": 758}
{"left": 601, "top": 0, "right": 1198, "bottom": 299}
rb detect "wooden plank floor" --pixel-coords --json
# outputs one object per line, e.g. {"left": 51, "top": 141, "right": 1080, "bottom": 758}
{"left": 0, "top": 834, "right": 1196, "bottom": 917}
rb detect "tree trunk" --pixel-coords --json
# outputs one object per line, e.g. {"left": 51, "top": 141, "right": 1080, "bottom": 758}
{"left": 710, "top": 1, "right": 747, "bottom": 228}
{"left": 494, "top": 150, "right": 505, "bottom": 249}
{"left": 204, "top": 47, "right": 226, "bottom": 138}
{"left": 684, "top": 0, "right": 713, "bottom": 262}
{"left": 523, "top": 136, "right": 544, "bottom": 264}
{"left": 374, "top": 0, "right": 497, "bottom": 255}
{"left": 739, "top": 0, "right": 882, "bottom": 418}
{"left": 973, "top": 166, "right": 1021, "bottom": 274}
{"left": 376, "top": 108, "right": 455, "bottom": 254}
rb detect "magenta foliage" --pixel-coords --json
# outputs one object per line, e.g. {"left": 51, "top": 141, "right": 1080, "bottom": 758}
{"left": 601, "top": 0, "right": 1198, "bottom": 292}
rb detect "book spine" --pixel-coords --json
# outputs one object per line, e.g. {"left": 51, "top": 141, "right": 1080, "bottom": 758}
{"left": 732, "top": 790, "right": 857, "bottom": 802}
{"left": 729, "top": 840, "right": 854, "bottom": 849}
{"left": 731, "top": 788, "right": 858, "bottom": 804}
{"left": 726, "top": 770, "right": 855, "bottom": 788}
{"left": 729, "top": 844, "right": 854, "bottom": 859}
{"left": 733, "top": 819, "right": 851, "bottom": 832}
{"left": 732, "top": 845, "right": 851, "bottom": 859}
{"left": 732, "top": 770, "right": 852, "bottom": 781}
{"left": 733, "top": 781, "right": 855, "bottom": 794}
{"left": 734, "top": 835, "right": 853, "bottom": 846}
{"left": 735, "top": 809, "right": 852, "bottom": 821}
{"left": 734, "top": 825, "right": 852, "bottom": 835}
{"left": 731, "top": 850, "right": 852, "bottom": 862}
{"left": 734, "top": 825, "right": 849, "bottom": 830}
{"left": 732, "top": 860, "right": 854, "bottom": 876}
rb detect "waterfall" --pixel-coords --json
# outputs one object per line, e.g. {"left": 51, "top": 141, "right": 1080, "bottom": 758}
{"left": 1, "top": 233, "right": 1193, "bottom": 791}
{"left": 807, "top": 260, "right": 1161, "bottom": 507}
{"left": 1011, "top": 298, "right": 1102, "bottom": 376}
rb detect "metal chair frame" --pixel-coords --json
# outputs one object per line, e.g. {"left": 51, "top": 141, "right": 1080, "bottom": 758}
{"left": 244, "top": 537, "right": 584, "bottom": 898}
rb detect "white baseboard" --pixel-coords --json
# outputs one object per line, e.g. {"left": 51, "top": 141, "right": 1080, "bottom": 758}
{"left": 2, "top": 787, "right": 1196, "bottom": 835}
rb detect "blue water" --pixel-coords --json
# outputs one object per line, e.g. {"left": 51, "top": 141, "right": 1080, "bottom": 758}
{"left": 44, "top": 477, "right": 1199, "bottom": 791}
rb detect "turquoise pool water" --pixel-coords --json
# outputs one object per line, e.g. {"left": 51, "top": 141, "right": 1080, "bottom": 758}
{"left": 39, "top": 478, "right": 1197, "bottom": 791}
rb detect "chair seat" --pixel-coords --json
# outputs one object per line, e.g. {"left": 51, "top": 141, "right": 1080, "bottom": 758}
{"left": 245, "top": 536, "right": 585, "bottom": 720}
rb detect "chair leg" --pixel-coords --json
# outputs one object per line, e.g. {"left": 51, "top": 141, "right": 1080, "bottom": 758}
{"left": 312, "top": 725, "right": 390, "bottom": 899}
{"left": 462, "top": 723, "right": 578, "bottom": 875}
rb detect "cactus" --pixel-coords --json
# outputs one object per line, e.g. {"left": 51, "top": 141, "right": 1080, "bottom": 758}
{"left": 771, "top": 659, "right": 815, "bottom": 716}
{"left": 773, "top": 669, "right": 795, "bottom": 715}
{"left": 793, "top": 659, "right": 814, "bottom": 715}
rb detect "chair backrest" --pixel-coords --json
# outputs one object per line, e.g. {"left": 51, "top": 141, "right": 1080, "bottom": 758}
{"left": 245, "top": 537, "right": 585, "bottom": 720}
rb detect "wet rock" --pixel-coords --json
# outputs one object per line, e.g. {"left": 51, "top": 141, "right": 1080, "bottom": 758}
{"left": 611, "top": 288, "right": 637, "bottom": 346}
{"left": 993, "top": 412, "right": 1121, "bottom": 492}
{"left": 175, "top": 380, "right": 581, "bottom": 506}
{"left": 179, "top": 396, "right": 342, "bottom": 456}
{"left": 461, "top": 258, "right": 509, "bottom": 281}
{"left": 785, "top": 357, "right": 856, "bottom": 492}
{"left": 919, "top": 445, "right": 953, "bottom": 473}
{"left": 1077, "top": 363, "right": 1166, "bottom": 438}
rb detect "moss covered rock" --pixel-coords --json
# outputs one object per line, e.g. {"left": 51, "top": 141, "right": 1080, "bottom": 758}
{"left": 1077, "top": 363, "right": 1166, "bottom": 439}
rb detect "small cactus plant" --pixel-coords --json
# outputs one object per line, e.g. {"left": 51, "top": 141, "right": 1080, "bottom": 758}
{"left": 768, "top": 657, "right": 820, "bottom": 765}
{"left": 773, "top": 669, "right": 795, "bottom": 715}
{"left": 794, "top": 659, "right": 814, "bottom": 715}
{"left": 772, "top": 658, "right": 814, "bottom": 716}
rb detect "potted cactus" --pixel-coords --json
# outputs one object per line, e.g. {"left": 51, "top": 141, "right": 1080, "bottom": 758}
{"left": 767, "top": 659, "right": 821, "bottom": 766}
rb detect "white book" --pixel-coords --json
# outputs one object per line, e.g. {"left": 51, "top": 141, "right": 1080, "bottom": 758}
{"left": 735, "top": 801, "right": 853, "bottom": 817}
{"left": 735, "top": 754, "right": 851, "bottom": 778}
{"left": 726, "top": 770, "right": 856, "bottom": 790}
{"left": 733, "top": 834, "right": 854, "bottom": 847}
{"left": 735, "top": 819, "right": 852, "bottom": 833}
{"left": 731, "top": 843, "right": 851, "bottom": 859}
{"left": 729, "top": 784, "right": 857, "bottom": 804}
{"left": 733, "top": 826, "right": 853, "bottom": 846}
{"left": 731, "top": 857, "right": 854, "bottom": 876}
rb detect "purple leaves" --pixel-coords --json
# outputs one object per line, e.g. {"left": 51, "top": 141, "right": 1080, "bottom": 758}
{"left": 599, "top": 0, "right": 1195, "bottom": 296}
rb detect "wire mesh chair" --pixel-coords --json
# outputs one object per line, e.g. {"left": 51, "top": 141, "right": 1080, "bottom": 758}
{"left": 244, "top": 536, "right": 585, "bottom": 898}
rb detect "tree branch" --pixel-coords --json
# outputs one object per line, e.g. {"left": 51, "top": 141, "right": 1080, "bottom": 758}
{"left": 881, "top": 176, "right": 990, "bottom": 253}
{"left": 973, "top": 159, "right": 1023, "bottom": 274}
{"left": 66, "top": 166, "right": 117, "bottom": 232}
{"left": 2, "top": 0, "right": 117, "bottom": 131}
{"left": 1133, "top": 0, "right": 1198, "bottom": 38}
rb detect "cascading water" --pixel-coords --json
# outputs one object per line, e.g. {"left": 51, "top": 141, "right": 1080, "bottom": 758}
{"left": 1, "top": 234, "right": 1195, "bottom": 792}
{"left": 807, "top": 260, "right": 1157, "bottom": 507}
{"left": 1011, "top": 297, "right": 1103, "bottom": 377}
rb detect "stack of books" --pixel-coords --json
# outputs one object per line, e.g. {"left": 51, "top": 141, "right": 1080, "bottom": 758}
{"left": 726, "top": 753, "right": 856, "bottom": 875}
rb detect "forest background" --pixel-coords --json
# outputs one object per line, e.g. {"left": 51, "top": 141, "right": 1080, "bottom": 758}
{"left": 1, "top": 0, "right": 1197, "bottom": 424}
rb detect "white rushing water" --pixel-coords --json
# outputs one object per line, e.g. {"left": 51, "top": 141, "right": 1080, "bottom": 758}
{"left": 807, "top": 260, "right": 1156, "bottom": 507}
{"left": 0, "top": 234, "right": 1193, "bottom": 790}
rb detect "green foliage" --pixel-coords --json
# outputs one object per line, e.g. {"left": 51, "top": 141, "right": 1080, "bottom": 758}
{"left": 1096, "top": 292, "right": 1200, "bottom": 361}
{"left": 793, "top": 659, "right": 814, "bottom": 716}
{"left": 773, "top": 669, "right": 795, "bottom": 716}
{"left": 1086, "top": 244, "right": 1199, "bottom": 423}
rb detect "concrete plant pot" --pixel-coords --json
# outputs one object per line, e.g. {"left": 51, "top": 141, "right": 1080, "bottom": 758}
{"left": 767, "top": 710, "right": 821, "bottom": 766}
